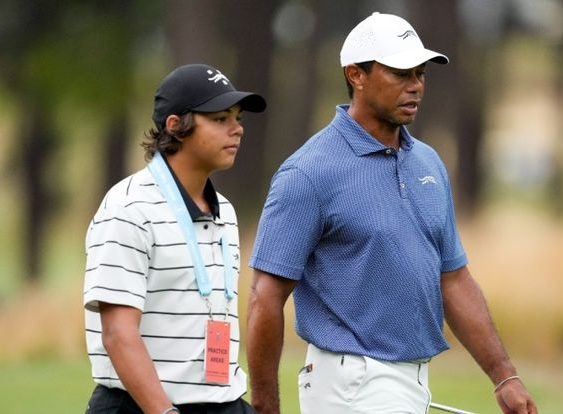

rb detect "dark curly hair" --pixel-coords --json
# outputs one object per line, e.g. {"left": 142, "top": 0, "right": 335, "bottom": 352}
{"left": 142, "top": 112, "right": 196, "bottom": 161}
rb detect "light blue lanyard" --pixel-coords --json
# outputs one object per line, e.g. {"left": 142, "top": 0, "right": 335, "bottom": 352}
{"left": 148, "top": 151, "right": 235, "bottom": 300}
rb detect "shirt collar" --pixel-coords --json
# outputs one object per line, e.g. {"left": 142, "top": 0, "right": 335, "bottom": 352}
{"left": 332, "top": 104, "right": 415, "bottom": 156}
{"left": 162, "top": 155, "right": 220, "bottom": 220}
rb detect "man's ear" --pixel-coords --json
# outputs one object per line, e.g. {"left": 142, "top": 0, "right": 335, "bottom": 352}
{"left": 345, "top": 65, "right": 364, "bottom": 91}
{"left": 165, "top": 114, "right": 181, "bottom": 132}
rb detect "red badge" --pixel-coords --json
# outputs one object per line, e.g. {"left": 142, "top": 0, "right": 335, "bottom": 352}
{"left": 204, "top": 320, "right": 231, "bottom": 384}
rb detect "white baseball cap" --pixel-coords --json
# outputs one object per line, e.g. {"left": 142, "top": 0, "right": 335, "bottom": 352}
{"left": 340, "top": 12, "right": 449, "bottom": 69}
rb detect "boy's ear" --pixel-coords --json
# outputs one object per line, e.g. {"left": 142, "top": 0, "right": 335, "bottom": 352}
{"left": 165, "top": 114, "right": 181, "bottom": 132}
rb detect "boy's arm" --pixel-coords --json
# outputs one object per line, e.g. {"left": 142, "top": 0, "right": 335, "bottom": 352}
{"left": 100, "top": 303, "right": 174, "bottom": 414}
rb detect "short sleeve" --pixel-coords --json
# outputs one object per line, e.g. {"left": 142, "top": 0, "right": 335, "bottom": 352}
{"left": 440, "top": 174, "right": 467, "bottom": 272}
{"left": 83, "top": 203, "right": 151, "bottom": 312}
{"left": 250, "top": 167, "right": 323, "bottom": 279}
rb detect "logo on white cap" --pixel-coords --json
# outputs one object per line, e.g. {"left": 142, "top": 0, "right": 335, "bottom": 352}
{"left": 398, "top": 30, "right": 417, "bottom": 40}
{"left": 339, "top": 12, "right": 448, "bottom": 69}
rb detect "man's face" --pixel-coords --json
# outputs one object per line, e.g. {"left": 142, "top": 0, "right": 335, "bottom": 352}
{"left": 360, "top": 62, "right": 426, "bottom": 127}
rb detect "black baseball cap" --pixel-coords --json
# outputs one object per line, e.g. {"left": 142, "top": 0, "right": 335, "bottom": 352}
{"left": 152, "top": 64, "right": 267, "bottom": 130}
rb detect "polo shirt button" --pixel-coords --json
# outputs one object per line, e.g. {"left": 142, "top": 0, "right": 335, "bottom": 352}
{"left": 400, "top": 183, "right": 406, "bottom": 189}
{"left": 385, "top": 149, "right": 392, "bottom": 155}
{"left": 203, "top": 224, "right": 209, "bottom": 230}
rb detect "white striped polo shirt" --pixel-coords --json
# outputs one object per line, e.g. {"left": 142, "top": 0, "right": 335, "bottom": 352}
{"left": 83, "top": 166, "right": 246, "bottom": 404}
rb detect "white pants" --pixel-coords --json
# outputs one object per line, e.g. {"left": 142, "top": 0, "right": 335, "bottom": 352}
{"left": 298, "top": 344, "right": 432, "bottom": 414}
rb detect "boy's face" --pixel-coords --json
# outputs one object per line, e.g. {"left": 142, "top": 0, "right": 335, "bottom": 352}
{"left": 183, "top": 104, "right": 244, "bottom": 173}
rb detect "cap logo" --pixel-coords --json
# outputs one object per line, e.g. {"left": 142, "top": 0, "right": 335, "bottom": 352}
{"left": 398, "top": 30, "right": 417, "bottom": 40}
{"left": 207, "top": 69, "right": 230, "bottom": 85}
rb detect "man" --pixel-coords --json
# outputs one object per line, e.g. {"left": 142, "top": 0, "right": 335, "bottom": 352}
{"left": 84, "top": 64, "right": 266, "bottom": 414}
{"left": 247, "top": 12, "right": 537, "bottom": 414}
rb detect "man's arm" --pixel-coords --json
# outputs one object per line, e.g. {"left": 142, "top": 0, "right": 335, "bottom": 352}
{"left": 441, "top": 266, "right": 537, "bottom": 414}
{"left": 246, "top": 269, "right": 298, "bottom": 414}
{"left": 99, "top": 303, "right": 174, "bottom": 414}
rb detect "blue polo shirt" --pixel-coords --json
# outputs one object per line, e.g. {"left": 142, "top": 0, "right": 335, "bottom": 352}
{"left": 250, "top": 105, "right": 467, "bottom": 361}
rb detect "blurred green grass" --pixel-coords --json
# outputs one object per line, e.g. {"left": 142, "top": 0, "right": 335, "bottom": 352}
{"left": 1, "top": 202, "right": 562, "bottom": 413}
{"left": 1, "top": 350, "right": 562, "bottom": 414}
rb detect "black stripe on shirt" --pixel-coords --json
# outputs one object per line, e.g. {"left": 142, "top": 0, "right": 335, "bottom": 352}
{"left": 92, "top": 376, "right": 231, "bottom": 387}
{"left": 153, "top": 242, "right": 186, "bottom": 247}
{"left": 146, "top": 288, "right": 238, "bottom": 295}
{"left": 144, "top": 220, "right": 178, "bottom": 225}
{"left": 160, "top": 379, "right": 230, "bottom": 387}
{"left": 125, "top": 200, "right": 167, "bottom": 208}
{"left": 142, "top": 311, "right": 239, "bottom": 321}
{"left": 88, "top": 240, "right": 148, "bottom": 256}
{"left": 86, "top": 263, "right": 146, "bottom": 276}
{"left": 125, "top": 176, "right": 133, "bottom": 195}
{"left": 92, "top": 217, "right": 147, "bottom": 232}
{"left": 84, "top": 285, "right": 146, "bottom": 300}
{"left": 148, "top": 265, "right": 195, "bottom": 271}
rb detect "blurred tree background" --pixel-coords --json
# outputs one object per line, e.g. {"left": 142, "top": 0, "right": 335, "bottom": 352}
{"left": 0, "top": 0, "right": 562, "bottom": 412}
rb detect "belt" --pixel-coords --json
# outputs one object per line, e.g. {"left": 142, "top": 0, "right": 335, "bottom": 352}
{"left": 406, "top": 357, "right": 432, "bottom": 364}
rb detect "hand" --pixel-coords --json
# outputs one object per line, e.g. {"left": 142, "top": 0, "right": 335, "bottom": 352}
{"left": 494, "top": 379, "right": 538, "bottom": 414}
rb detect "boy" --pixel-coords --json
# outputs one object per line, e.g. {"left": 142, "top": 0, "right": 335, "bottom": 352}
{"left": 84, "top": 64, "right": 266, "bottom": 414}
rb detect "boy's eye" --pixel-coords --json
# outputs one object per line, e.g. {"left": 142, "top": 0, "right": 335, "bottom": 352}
{"left": 213, "top": 115, "right": 243, "bottom": 124}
